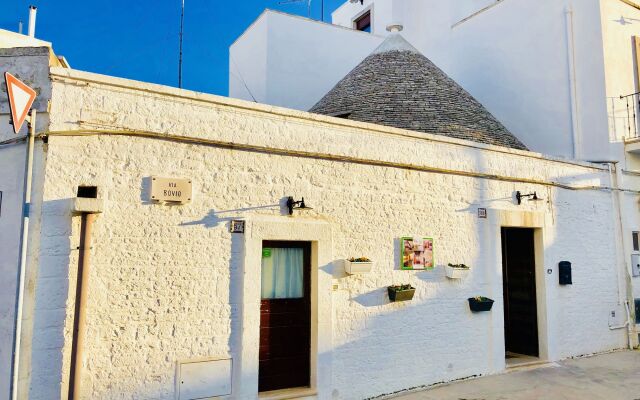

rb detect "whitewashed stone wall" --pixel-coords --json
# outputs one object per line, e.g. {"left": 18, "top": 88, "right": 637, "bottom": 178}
{"left": 0, "top": 46, "right": 52, "bottom": 399}
{"left": 22, "top": 68, "right": 630, "bottom": 399}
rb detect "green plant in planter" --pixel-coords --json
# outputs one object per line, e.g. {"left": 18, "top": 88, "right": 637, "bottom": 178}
{"left": 468, "top": 296, "right": 494, "bottom": 312}
{"left": 387, "top": 284, "right": 416, "bottom": 302}
{"left": 349, "top": 257, "right": 371, "bottom": 262}
{"left": 448, "top": 263, "right": 470, "bottom": 269}
{"left": 389, "top": 284, "right": 414, "bottom": 292}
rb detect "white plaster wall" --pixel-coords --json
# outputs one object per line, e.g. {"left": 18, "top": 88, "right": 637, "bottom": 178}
{"left": 0, "top": 144, "right": 26, "bottom": 399}
{"left": 23, "top": 68, "right": 629, "bottom": 399}
{"left": 0, "top": 46, "right": 52, "bottom": 399}
{"left": 229, "top": 10, "right": 384, "bottom": 110}
{"left": 599, "top": 0, "right": 640, "bottom": 322}
{"left": 601, "top": 0, "right": 640, "bottom": 144}
{"left": 229, "top": 12, "right": 268, "bottom": 104}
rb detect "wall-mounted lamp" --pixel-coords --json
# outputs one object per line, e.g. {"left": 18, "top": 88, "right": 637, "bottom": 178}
{"left": 516, "top": 191, "right": 543, "bottom": 205}
{"left": 286, "top": 197, "right": 313, "bottom": 215}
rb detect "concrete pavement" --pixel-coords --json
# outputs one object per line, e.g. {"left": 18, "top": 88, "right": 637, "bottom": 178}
{"left": 389, "top": 351, "right": 640, "bottom": 400}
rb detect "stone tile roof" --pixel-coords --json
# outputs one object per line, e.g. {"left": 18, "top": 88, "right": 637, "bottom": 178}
{"left": 309, "top": 34, "right": 527, "bottom": 150}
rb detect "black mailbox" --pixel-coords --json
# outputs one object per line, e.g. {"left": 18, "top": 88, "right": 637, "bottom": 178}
{"left": 559, "top": 261, "right": 572, "bottom": 285}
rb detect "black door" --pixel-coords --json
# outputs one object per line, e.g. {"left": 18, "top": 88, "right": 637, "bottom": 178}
{"left": 501, "top": 228, "right": 539, "bottom": 357}
{"left": 259, "top": 241, "right": 311, "bottom": 392}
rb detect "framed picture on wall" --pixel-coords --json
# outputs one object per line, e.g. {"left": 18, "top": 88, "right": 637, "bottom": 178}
{"left": 401, "top": 237, "right": 434, "bottom": 270}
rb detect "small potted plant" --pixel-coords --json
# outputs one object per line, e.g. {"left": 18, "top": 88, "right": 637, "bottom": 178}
{"left": 446, "top": 263, "right": 470, "bottom": 279}
{"left": 468, "top": 296, "right": 494, "bottom": 312}
{"left": 343, "top": 257, "right": 373, "bottom": 275}
{"left": 387, "top": 284, "right": 416, "bottom": 302}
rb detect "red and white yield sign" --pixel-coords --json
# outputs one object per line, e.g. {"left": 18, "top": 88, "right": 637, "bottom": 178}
{"left": 4, "top": 72, "right": 37, "bottom": 134}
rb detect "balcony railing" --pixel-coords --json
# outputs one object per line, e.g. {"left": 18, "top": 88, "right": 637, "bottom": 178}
{"left": 620, "top": 91, "right": 640, "bottom": 139}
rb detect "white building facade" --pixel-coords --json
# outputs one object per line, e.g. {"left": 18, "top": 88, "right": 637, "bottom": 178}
{"left": 231, "top": 0, "right": 640, "bottom": 347}
{"left": 0, "top": 45, "right": 638, "bottom": 400}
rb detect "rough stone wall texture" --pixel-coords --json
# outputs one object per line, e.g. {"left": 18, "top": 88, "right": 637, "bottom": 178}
{"left": 0, "top": 46, "right": 52, "bottom": 399}
{"left": 26, "top": 68, "right": 628, "bottom": 399}
{"left": 309, "top": 36, "right": 527, "bottom": 150}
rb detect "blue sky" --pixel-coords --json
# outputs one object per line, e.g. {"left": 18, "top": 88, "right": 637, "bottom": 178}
{"left": 2, "top": 0, "right": 345, "bottom": 96}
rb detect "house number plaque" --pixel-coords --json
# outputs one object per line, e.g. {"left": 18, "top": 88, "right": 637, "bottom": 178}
{"left": 151, "top": 177, "right": 192, "bottom": 204}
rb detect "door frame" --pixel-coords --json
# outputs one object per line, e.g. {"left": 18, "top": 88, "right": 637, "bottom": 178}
{"left": 496, "top": 211, "right": 549, "bottom": 364}
{"left": 236, "top": 218, "right": 333, "bottom": 398}
{"left": 501, "top": 227, "right": 539, "bottom": 358}
{"left": 258, "top": 240, "right": 312, "bottom": 392}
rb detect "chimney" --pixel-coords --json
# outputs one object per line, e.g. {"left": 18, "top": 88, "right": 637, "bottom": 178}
{"left": 28, "top": 5, "right": 37, "bottom": 37}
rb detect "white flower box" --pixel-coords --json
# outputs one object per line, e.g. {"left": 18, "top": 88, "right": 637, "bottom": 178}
{"left": 343, "top": 260, "right": 373, "bottom": 275}
{"left": 445, "top": 264, "right": 470, "bottom": 279}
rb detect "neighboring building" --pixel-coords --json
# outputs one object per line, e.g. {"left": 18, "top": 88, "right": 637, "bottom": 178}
{"left": 229, "top": 10, "right": 384, "bottom": 112}
{"left": 231, "top": 0, "right": 640, "bottom": 346}
{"left": 0, "top": 29, "right": 67, "bottom": 399}
{"left": 1, "top": 31, "right": 639, "bottom": 400}
{"left": 231, "top": 0, "right": 640, "bottom": 163}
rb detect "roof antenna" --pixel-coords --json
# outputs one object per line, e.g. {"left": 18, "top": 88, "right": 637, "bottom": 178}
{"left": 18, "top": 21, "right": 23, "bottom": 35}
{"left": 279, "top": 0, "right": 324, "bottom": 20}
{"left": 178, "top": 0, "right": 185, "bottom": 88}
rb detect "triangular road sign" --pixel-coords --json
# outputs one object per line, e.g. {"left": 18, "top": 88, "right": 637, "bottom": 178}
{"left": 4, "top": 72, "right": 37, "bottom": 134}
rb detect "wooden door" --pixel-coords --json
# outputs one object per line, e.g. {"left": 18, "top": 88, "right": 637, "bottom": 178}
{"left": 501, "top": 228, "right": 539, "bottom": 357}
{"left": 259, "top": 241, "right": 311, "bottom": 392}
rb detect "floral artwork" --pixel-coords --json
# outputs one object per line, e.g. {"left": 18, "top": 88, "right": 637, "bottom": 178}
{"left": 401, "top": 237, "right": 434, "bottom": 270}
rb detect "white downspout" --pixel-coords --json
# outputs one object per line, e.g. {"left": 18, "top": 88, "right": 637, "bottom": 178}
{"left": 607, "top": 163, "right": 635, "bottom": 349}
{"left": 565, "top": 6, "right": 582, "bottom": 159}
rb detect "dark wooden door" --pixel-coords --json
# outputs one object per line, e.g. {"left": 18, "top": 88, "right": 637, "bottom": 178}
{"left": 501, "top": 228, "right": 539, "bottom": 357}
{"left": 259, "top": 241, "right": 311, "bottom": 392}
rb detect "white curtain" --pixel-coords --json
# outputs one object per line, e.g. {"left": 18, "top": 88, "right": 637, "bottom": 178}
{"left": 261, "top": 247, "right": 304, "bottom": 299}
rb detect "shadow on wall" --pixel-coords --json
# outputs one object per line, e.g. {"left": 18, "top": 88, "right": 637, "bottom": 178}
{"left": 178, "top": 197, "right": 301, "bottom": 228}
{"left": 28, "top": 198, "right": 77, "bottom": 399}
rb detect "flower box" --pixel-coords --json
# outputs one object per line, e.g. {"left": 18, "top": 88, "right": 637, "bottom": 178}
{"left": 343, "top": 258, "right": 373, "bottom": 275}
{"left": 468, "top": 296, "right": 494, "bottom": 312}
{"left": 446, "top": 263, "right": 470, "bottom": 279}
{"left": 388, "top": 285, "right": 416, "bottom": 302}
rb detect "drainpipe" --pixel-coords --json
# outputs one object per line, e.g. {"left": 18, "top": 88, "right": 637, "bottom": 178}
{"left": 68, "top": 212, "right": 97, "bottom": 400}
{"left": 565, "top": 6, "right": 582, "bottom": 159}
{"left": 11, "top": 110, "right": 36, "bottom": 400}
{"left": 607, "top": 163, "right": 635, "bottom": 349}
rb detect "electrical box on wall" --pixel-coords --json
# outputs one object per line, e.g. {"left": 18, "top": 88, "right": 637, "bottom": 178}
{"left": 559, "top": 261, "right": 572, "bottom": 285}
{"left": 631, "top": 254, "right": 640, "bottom": 277}
{"left": 178, "top": 358, "right": 232, "bottom": 399}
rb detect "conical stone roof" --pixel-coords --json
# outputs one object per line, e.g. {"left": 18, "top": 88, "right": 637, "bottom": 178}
{"left": 309, "top": 34, "right": 527, "bottom": 150}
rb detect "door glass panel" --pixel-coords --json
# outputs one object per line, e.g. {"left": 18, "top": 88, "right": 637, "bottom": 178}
{"left": 261, "top": 247, "right": 304, "bottom": 299}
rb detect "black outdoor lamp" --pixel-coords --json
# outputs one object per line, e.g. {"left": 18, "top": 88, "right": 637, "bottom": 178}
{"left": 286, "top": 196, "right": 313, "bottom": 215}
{"left": 515, "top": 191, "right": 542, "bottom": 205}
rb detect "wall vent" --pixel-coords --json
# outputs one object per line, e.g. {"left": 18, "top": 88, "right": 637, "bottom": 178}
{"left": 77, "top": 186, "right": 98, "bottom": 199}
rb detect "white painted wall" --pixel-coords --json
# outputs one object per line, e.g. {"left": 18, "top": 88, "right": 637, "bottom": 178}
{"left": 20, "top": 67, "right": 630, "bottom": 399}
{"left": 229, "top": 13, "right": 268, "bottom": 104}
{"left": 0, "top": 144, "right": 26, "bottom": 400}
{"left": 230, "top": 10, "right": 384, "bottom": 111}
{"left": 0, "top": 46, "right": 51, "bottom": 400}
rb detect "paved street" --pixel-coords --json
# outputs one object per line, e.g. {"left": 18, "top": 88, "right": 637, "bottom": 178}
{"left": 391, "top": 351, "right": 640, "bottom": 400}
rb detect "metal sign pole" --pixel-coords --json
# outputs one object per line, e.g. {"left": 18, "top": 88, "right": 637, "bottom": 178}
{"left": 11, "top": 109, "right": 36, "bottom": 400}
